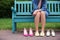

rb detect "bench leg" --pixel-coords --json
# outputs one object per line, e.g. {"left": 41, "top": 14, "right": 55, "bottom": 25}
{"left": 12, "top": 22, "right": 16, "bottom": 33}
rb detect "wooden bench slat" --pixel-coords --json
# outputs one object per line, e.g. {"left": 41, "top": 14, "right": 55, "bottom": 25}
{"left": 49, "top": 12, "right": 60, "bottom": 15}
{"left": 15, "top": 12, "right": 60, "bottom": 16}
{"left": 47, "top": 1, "right": 60, "bottom": 3}
{"left": 24, "top": 4, "right": 26, "bottom": 12}
{"left": 16, "top": 1, "right": 32, "bottom": 4}
{"left": 52, "top": 3, "right": 53, "bottom": 12}
{"left": 16, "top": 12, "right": 32, "bottom": 15}
{"left": 14, "top": 16, "right": 60, "bottom": 19}
{"left": 14, "top": 18, "right": 60, "bottom": 22}
{"left": 58, "top": 3, "right": 59, "bottom": 12}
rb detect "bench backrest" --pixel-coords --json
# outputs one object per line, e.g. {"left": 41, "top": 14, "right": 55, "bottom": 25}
{"left": 14, "top": 1, "right": 60, "bottom": 15}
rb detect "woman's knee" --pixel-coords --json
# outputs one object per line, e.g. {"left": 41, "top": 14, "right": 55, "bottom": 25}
{"left": 41, "top": 11, "right": 45, "bottom": 15}
{"left": 36, "top": 11, "right": 41, "bottom": 15}
{"left": 33, "top": 11, "right": 41, "bottom": 16}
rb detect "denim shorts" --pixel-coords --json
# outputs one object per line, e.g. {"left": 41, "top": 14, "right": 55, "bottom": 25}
{"left": 31, "top": 9, "right": 49, "bottom": 18}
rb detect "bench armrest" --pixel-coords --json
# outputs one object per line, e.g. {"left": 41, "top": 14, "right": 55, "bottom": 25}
{"left": 11, "top": 7, "right": 16, "bottom": 13}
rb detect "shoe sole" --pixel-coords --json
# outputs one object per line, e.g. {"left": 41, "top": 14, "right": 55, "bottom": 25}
{"left": 24, "top": 34, "right": 28, "bottom": 37}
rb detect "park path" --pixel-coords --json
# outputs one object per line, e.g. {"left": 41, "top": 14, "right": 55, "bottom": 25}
{"left": 0, "top": 30, "right": 60, "bottom": 40}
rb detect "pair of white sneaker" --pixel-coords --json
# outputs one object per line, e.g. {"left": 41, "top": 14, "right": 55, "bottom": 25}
{"left": 46, "top": 30, "right": 55, "bottom": 37}
{"left": 23, "top": 28, "right": 33, "bottom": 37}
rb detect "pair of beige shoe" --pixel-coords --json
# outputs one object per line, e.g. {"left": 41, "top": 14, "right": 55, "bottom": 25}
{"left": 35, "top": 31, "right": 45, "bottom": 37}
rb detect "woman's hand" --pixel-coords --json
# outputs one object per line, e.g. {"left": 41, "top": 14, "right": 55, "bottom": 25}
{"left": 33, "top": 9, "right": 41, "bottom": 16}
{"left": 35, "top": 9, "right": 41, "bottom": 12}
{"left": 38, "top": 9, "right": 41, "bottom": 11}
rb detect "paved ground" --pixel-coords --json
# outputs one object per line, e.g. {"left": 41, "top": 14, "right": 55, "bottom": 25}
{"left": 0, "top": 30, "right": 60, "bottom": 40}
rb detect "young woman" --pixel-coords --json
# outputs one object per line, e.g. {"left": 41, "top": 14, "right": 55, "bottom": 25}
{"left": 32, "top": 0, "right": 49, "bottom": 36}
{"left": 23, "top": 0, "right": 50, "bottom": 37}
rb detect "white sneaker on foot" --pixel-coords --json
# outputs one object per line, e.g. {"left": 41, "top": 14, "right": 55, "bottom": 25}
{"left": 40, "top": 31, "right": 45, "bottom": 37}
{"left": 51, "top": 30, "right": 55, "bottom": 37}
{"left": 46, "top": 30, "right": 50, "bottom": 37}
{"left": 35, "top": 31, "right": 39, "bottom": 36}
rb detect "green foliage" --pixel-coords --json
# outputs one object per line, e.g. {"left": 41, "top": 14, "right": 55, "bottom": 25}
{"left": 0, "top": 0, "right": 14, "bottom": 18}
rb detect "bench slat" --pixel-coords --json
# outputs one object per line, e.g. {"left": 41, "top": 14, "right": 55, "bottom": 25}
{"left": 14, "top": 16, "right": 60, "bottom": 19}
{"left": 16, "top": 1, "right": 60, "bottom": 4}
{"left": 14, "top": 16, "right": 60, "bottom": 22}
{"left": 27, "top": 4, "right": 29, "bottom": 12}
{"left": 15, "top": 12, "right": 60, "bottom": 16}
{"left": 49, "top": 12, "right": 60, "bottom": 15}
{"left": 16, "top": 12, "right": 32, "bottom": 15}
{"left": 18, "top": 4, "right": 20, "bottom": 12}
{"left": 30, "top": 3, "right": 32, "bottom": 12}
{"left": 47, "top": 1, "right": 60, "bottom": 3}
{"left": 52, "top": 3, "right": 53, "bottom": 12}
{"left": 14, "top": 18, "right": 60, "bottom": 23}
{"left": 24, "top": 4, "right": 26, "bottom": 12}
{"left": 21, "top": 3, "right": 23, "bottom": 12}
{"left": 16, "top": 1, "right": 32, "bottom": 4}
{"left": 58, "top": 3, "right": 60, "bottom": 12}
{"left": 55, "top": 3, "right": 56, "bottom": 12}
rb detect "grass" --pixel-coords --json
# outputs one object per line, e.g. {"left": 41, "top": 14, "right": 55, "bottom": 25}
{"left": 0, "top": 18, "right": 60, "bottom": 30}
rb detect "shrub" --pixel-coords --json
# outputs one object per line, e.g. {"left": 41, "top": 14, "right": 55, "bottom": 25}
{"left": 0, "top": 0, "right": 13, "bottom": 18}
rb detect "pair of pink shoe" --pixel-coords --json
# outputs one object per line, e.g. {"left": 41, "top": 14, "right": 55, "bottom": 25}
{"left": 23, "top": 28, "right": 33, "bottom": 37}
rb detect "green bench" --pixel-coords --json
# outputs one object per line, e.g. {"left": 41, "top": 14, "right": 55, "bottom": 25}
{"left": 11, "top": 0, "right": 60, "bottom": 33}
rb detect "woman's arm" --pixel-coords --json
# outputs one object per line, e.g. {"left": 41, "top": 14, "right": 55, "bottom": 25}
{"left": 32, "top": 0, "right": 38, "bottom": 10}
{"left": 38, "top": 0, "right": 42, "bottom": 9}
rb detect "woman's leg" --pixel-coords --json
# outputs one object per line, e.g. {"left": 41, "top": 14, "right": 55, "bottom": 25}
{"left": 39, "top": 11, "right": 46, "bottom": 36}
{"left": 41, "top": 11, "right": 46, "bottom": 32}
{"left": 34, "top": 11, "right": 41, "bottom": 31}
{"left": 33, "top": 10, "right": 41, "bottom": 36}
